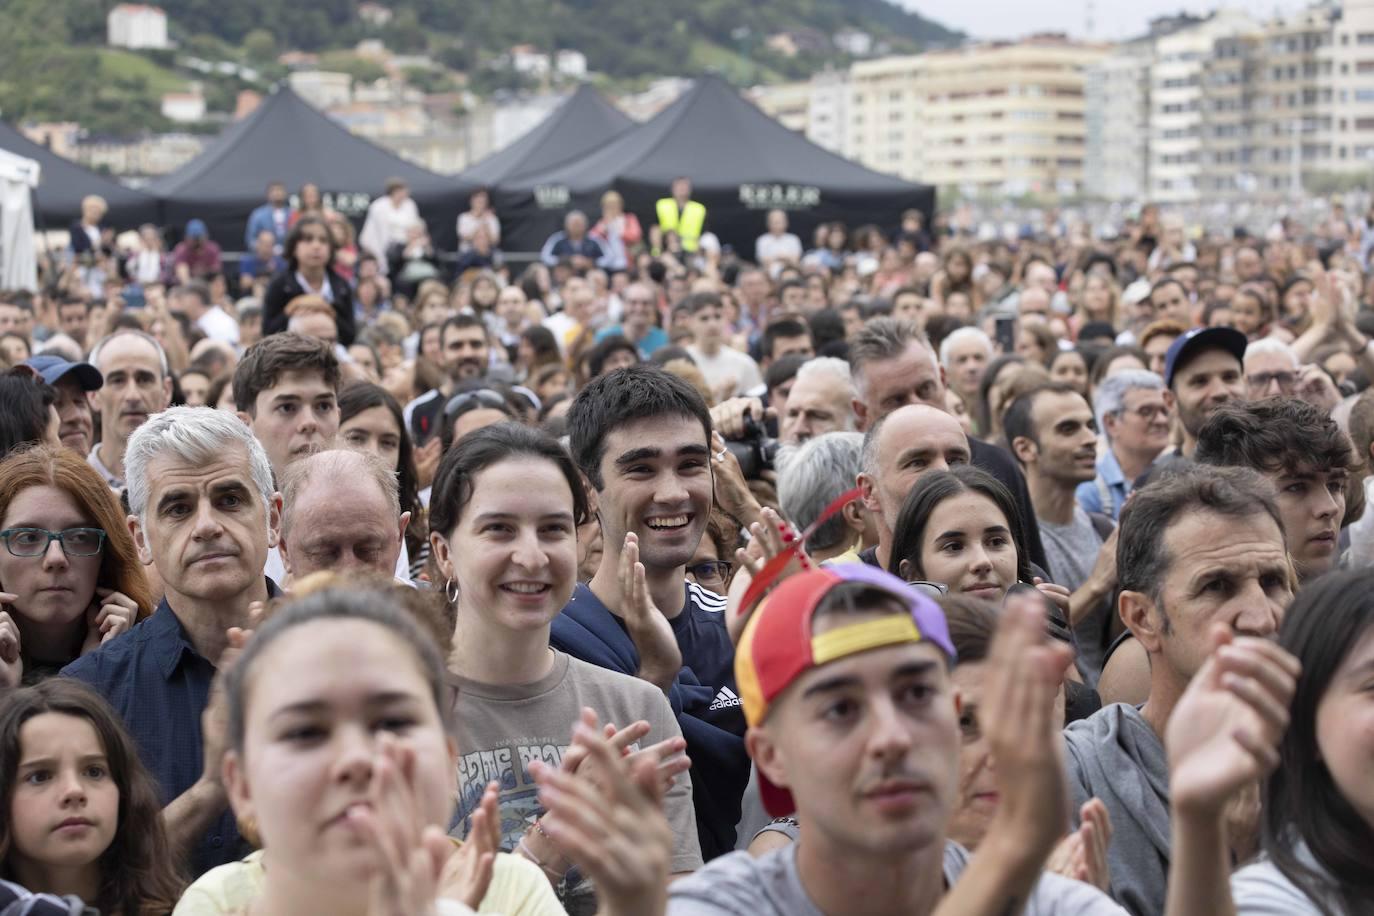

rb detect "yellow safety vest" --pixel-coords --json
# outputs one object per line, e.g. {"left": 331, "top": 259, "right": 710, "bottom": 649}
{"left": 655, "top": 198, "right": 707, "bottom": 252}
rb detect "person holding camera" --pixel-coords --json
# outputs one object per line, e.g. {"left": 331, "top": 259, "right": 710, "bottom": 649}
{"left": 551, "top": 366, "right": 752, "bottom": 861}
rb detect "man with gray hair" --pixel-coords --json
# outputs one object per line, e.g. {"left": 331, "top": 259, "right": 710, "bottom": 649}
{"left": 1078, "top": 370, "right": 1171, "bottom": 520}
{"left": 778, "top": 356, "right": 857, "bottom": 445}
{"left": 63, "top": 406, "right": 282, "bottom": 877}
{"left": 848, "top": 316, "right": 1047, "bottom": 569}
{"left": 1245, "top": 337, "right": 1341, "bottom": 412}
{"left": 777, "top": 432, "right": 872, "bottom": 564}
{"left": 278, "top": 448, "right": 410, "bottom": 584}
{"left": 939, "top": 326, "right": 993, "bottom": 410}
{"left": 87, "top": 329, "right": 173, "bottom": 491}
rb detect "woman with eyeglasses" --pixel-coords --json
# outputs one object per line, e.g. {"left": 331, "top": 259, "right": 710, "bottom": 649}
{"left": 0, "top": 446, "right": 152, "bottom": 688}
{"left": 685, "top": 511, "right": 738, "bottom": 598}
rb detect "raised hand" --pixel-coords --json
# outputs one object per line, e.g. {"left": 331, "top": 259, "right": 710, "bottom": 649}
{"left": 1166, "top": 626, "right": 1300, "bottom": 819}
{"left": 618, "top": 533, "right": 681, "bottom": 693}
{"left": 979, "top": 591, "right": 1076, "bottom": 863}
{"left": 530, "top": 722, "right": 673, "bottom": 916}
{"left": 0, "top": 599, "right": 22, "bottom": 688}
{"left": 710, "top": 431, "right": 763, "bottom": 529}
{"left": 440, "top": 780, "right": 498, "bottom": 909}
{"left": 356, "top": 736, "right": 453, "bottom": 916}
{"left": 80, "top": 587, "right": 138, "bottom": 655}
{"left": 1047, "top": 798, "right": 1112, "bottom": 891}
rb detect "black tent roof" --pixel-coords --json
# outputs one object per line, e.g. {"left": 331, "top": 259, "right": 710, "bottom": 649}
{"left": 150, "top": 86, "right": 468, "bottom": 248}
{"left": 496, "top": 75, "right": 934, "bottom": 253}
{"left": 459, "top": 84, "right": 633, "bottom": 188}
{"left": 0, "top": 120, "right": 160, "bottom": 229}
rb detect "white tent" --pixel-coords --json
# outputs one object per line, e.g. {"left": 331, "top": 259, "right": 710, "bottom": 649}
{"left": 0, "top": 147, "right": 39, "bottom": 292}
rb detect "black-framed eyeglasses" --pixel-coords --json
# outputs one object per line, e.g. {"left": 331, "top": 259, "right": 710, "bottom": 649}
{"left": 444, "top": 389, "right": 509, "bottom": 419}
{"left": 0, "top": 527, "right": 106, "bottom": 558}
{"left": 687, "top": 560, "right": 734, "bottom": 584}
{"left": 905, "top": 580, "right": 949, "bottom": 599}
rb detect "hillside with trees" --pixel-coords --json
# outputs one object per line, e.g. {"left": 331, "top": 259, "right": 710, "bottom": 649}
{"left": 0, "top": 0, "right": 962, "bottom": 135}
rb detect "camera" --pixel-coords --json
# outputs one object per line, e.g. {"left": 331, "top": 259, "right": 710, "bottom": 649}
{"left": 724, "top": 412, "right": 780, "bottom": 480}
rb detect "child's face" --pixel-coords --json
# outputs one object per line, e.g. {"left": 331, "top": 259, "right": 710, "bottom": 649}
{"left": 10, "top": 713, "right": 119, "bottom": 872}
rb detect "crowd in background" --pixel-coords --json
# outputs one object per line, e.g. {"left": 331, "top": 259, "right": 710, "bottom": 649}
{"left": 0, "top": 176, "right": 1370, "bottom": 916}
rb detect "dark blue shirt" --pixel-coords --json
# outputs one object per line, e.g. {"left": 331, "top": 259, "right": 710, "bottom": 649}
{"left": 551, "top": 581, "right": 750, "bottom": 859}
{"left": 60, "top": 581, "right": 280, "bottom": 877}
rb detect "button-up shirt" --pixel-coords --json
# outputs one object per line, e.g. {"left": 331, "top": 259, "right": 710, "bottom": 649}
{"left": 61, "top": 580, "right": 281, "bottom": 877}
{"left": 1076, "top": 446, "right": 1132, "bottom": 520}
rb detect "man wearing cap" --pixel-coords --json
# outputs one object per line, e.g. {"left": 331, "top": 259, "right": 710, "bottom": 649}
{"left": 668, "top": 565, "right": 1125, "bottom": 915}
{"left": 1156, "top": 326, "right": 1248, "bottom": 467}
{"left": 170, "top": 220, "right": 224, "bottom": 285}
{"left": 22, "top": 355, "right": 101, "bottom": 455}
{"left": 87, "top": 330, "right": 174, "bottom": 491}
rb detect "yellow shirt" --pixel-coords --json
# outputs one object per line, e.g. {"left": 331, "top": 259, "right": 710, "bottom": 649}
{"left": 172, "top": 848, "right": 565, "bottom": 916}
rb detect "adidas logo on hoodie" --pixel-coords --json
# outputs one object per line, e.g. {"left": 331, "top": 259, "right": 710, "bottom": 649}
{"left": 709, "top": 686, "right": 742, "bottom": 711}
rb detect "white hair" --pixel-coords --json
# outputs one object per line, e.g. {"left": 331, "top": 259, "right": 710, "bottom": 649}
{"left": 1244, "top": 338, "right": 1299, "bottom": 369}
{"left": 939, "top": 327, "right": 993, "bottom": 368}
{"left": 280, "top": 449, "right": 399, "bottom": 539}
{"left": 1093, "top": 369, "right": 1165, "bottom": 439}
{"left": 793, "top": 356, "right": 857, "bottom": 398}
{"left": 125, "top": 406, "right": 274, "bottom": 523}
{"left": 34, "top": 333, "right": 83, "bottom": 363}
{"left": 777, "top": 432, "right": 865, "bottom": 553}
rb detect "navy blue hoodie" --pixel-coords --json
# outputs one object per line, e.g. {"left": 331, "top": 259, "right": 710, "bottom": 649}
{"left": 552, "top": 581, "right": 751, "bottom": 860}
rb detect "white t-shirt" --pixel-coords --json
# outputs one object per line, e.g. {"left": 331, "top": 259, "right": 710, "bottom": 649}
{"left": 687, "top": 345, "right": 763, "bottom": 398}
{"left": 755, "top": 232, "right": 802, "bottom": 268}
{"left": 668, "top": 841, "right": 1127, "bottom": 916}
{"left": 196, "top": 305, "right": 241, "bottom": 345}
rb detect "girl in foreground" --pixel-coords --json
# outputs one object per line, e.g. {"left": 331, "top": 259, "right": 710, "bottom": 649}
{"left": 0, "top": 678, "right": 182, "bottom": 914}
{"left": 178, "top": 585, "right": 669, "bottom": 916}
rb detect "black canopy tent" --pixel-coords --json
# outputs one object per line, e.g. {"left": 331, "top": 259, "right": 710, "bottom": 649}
{"left": 494, "top": 75, "right": 935, "bottom": 256}
{"left": 0, "top": 120, "right": 160, "bottom": 230}
{"left": 149, "top": 86, "right": 470, "bottom": 249}
{"left": 458, "top": 84, "right": 634, "bottom": 188}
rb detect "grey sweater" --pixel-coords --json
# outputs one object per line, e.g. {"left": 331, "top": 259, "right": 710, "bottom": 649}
{"left": 1063, "top": 703, "right": 1171, "bottom": 916}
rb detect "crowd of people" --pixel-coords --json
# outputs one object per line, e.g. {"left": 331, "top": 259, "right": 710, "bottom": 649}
{"left": 0, "top": 182, "right": 1371, "bottom": 916}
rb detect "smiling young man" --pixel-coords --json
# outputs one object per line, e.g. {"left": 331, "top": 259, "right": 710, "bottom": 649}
{"left": 553, "top": 365, "right": 751, "bottom": 858}
{"left": 1195, "top": 398, "right": 1352, "bottom": 583}
{"left": 62, "top": 407, "right": 282, "bottom": 878}
{"left": 668, "top": 564, "right": 1125, "bottom": 916}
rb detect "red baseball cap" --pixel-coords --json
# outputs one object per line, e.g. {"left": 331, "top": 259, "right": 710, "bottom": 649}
{"left": 734, "top": 563, "right": 955, "bottom": 817}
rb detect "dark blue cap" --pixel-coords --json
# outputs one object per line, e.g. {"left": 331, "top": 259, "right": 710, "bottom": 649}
{"left": 23, "top": 354, "right": 103, "bottom": 390}
{"left": 1163, "top": 326, "right": 1247, "bottom": 389}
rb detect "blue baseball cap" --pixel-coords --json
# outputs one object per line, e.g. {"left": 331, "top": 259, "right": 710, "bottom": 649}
{"left": 1163, "top": 327, "right": 1247, "bottom": 389}
{"left": 23, "top": 355, "right": 103, "bottom": 391}
{"left": 185, "top": 219, "right": 208, "bottom": 239}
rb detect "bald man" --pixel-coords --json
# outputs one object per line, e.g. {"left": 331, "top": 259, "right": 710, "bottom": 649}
{"left": 277, "top": 449, "right": 410, "bottom": 585}
{"left": 855, "top": 404, "right": 972, "bottom": 570}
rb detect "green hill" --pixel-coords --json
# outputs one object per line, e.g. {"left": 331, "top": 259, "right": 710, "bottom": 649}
{"left": 0, "top": 0, "right": 962, "bottom": 136}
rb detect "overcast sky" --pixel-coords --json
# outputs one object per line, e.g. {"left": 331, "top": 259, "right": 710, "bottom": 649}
{"left": 898, "top": 1, "right": 1312, "bottom": 42}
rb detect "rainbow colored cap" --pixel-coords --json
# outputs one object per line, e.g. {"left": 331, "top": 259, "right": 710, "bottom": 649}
{"left": 734, "top": 563, "right": 955, "bottom": 817}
